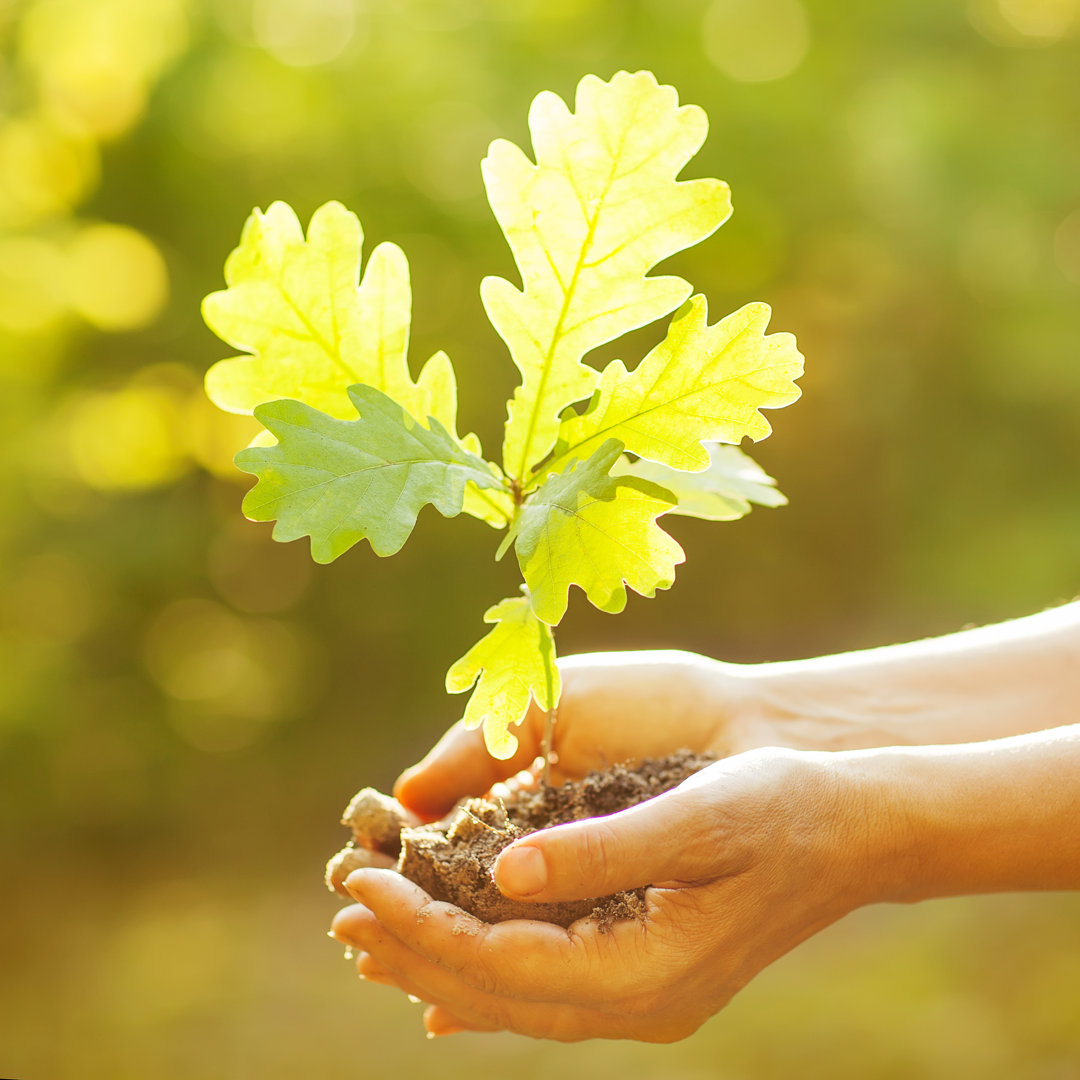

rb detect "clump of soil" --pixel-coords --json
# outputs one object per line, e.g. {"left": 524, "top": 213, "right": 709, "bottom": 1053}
{"left": 326, "top": 749, "right": 716, "bottom": 929}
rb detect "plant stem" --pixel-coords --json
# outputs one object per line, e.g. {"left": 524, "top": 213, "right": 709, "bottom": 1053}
{"left": 540, "top": 618, "right": 558, "bottom": 788}
{"left": 541, "top": 701, "right": 558, "bottom": 788}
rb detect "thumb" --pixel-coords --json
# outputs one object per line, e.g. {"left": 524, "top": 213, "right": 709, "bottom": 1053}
{"left": 394, "top": 720, "right": 539, "bottom": 821}
{"left": 493, "top": 784, "right": 725, "bottom": 902}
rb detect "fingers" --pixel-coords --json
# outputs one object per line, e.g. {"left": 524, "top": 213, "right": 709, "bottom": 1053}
{"left": 424, "top": 1005, "right": 496, "bottom": 1037}
{"left": 393, "top": 720, "right": 540, "bottom": 819}
{"left": 355, "top": 952, "right": 502, "bottom": 1035}
{"left": 341, "top": 868, "right": 660, "bottom": 1005}
{"left": 333, "top": 897, "right": 648, "bottom": 1041}
{"left": 355, "top": 951, "right": 401, "bottom": 988}
{"left": 494, "top": 783, "right": 726, "bottom": 902}
{"left": 332, "top": 869, "right": 720, "bottom": 1042}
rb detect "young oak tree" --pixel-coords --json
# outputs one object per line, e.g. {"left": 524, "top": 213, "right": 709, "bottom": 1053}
{"left": 202, "top": 70, "right": 803, "bottom": 772}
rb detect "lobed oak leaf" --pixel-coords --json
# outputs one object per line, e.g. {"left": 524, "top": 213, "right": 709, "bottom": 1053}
{"left": 445, "top": 595, "right": 560, "bottom": 760}
{"left": 614, "top": 443, "right": 787, "bottom": 521}
{"left": 235, "top": 384, "right": 503, "bottom": 563}
{"left": 511, "top": 439, "right": 685, "bottom": 625}
{"left": 554, "top": 298, "right": 803, "bottom": 475}
{"left": 483, "top": 70, "right": 732, "bottom": 482}
{"left": 202, "top": 200, "right": 508, "bottom": 526}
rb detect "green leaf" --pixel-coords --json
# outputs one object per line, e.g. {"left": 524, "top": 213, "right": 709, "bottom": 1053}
{"left": 203, "top": 200, "right": 510, "bottom": 527}
{"left": 483, "top": 70, "right": 733, "bottom": 483}
{"left": 614, "top": 443, "right": 787, "bottom": 521}
{"left": 446, "top": 596, "right": 560, "bottom": 760}
{"left": 554, "top": 298, "right": 803, "bottom": 475}
{"left": 511, "top": 439, "right": 684, "bottom": 624}
{"left": 204, "top": 201, "right": 459, "bottom": 426}
{"left": 235, "top": 384, "right": 503, "bottom": 562}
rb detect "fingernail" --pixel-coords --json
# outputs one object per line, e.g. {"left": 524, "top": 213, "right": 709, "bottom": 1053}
{"left": 359, "top": 971, "right": 397, "bottom": 987}
{"left": 329, "top": 917, "right": 364, "bottom": 948}
{"left": 355, "top": 952, "right": 383, "bottom": 977}
{"left": 395, "top": 765, "right": 419, "bottom": 791}
{"left": 495, "top": 844, "right": 547, "bottom": 897}
{"left": 344, "top": 868, "right": 371, "bottom": 896}
{"left": 425, "top": 1015, "right": 466, "bottom": 1037}
{"left": 331, "top": 928, "right": 362, "bottom": 949}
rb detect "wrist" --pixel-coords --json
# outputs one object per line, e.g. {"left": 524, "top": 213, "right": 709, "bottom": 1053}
{"left": 823, "top": 749, "right": 927, "bottom": 907}
{"left": 730, "top": 662, "right": 908, "bottom": 754}
{"left": 831, "top": 729, "right": 1080, "bottom": 904}
{"left": 722, "top": 748, "right": 885, "bottom": 921}
{"left": 798, "top": 750, "right": 894, "bottom": 915}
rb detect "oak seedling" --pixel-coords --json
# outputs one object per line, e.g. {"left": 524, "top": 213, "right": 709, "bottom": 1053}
{"left": 202, "top": 70, "right": 804, "bottom": 775}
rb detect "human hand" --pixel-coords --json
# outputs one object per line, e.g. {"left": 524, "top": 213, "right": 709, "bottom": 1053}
{"left": 333, "top": 746, "right": 873, "bottom": 1041}
{"left": 393, "top": 649, "right": 775, "bottom": 820}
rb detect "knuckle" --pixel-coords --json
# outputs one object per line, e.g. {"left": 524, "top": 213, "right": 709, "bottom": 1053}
{"left": 463, "top": 936, "right": 503, "bottom": 996}
{"left": 468, "top": 963, "right": 501, "bottom": 996}
{"left": 573, "top": 819, "right": 622, "bottom": 890}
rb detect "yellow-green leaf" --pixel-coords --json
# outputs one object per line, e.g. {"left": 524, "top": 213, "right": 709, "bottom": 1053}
{"left": 554, "top": 298, "right": 803, "bottom": 475}
{"left": 205, "top": 201, "right": 451, "bottom": 421}
{"left": 446, "top": 596, "right": 560, "bottom": 760}
{"left": 483, "top": 71, "right": 732, "bottom": 483}
{"left": 614, "top": 443, "right": 787, "bottom": 521}
{"left": 512, "top": 440, "right": 684, "bottom": 624}
{"left": 203, "top": 200, "right": 508, "bottom": 526}
{"left": 235, "top": 385, "right": 502, "bottom": 562}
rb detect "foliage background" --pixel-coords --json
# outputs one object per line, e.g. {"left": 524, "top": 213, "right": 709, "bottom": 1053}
{"left": 1, "top": 0, "right": 1079, "bottom": 1075}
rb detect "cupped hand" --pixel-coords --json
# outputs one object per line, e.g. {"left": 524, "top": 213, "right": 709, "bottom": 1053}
{"left": 393, "top": 649, "right": 774, "bottom": 821}
{"left": 333, "top": 746, "right": 873, "bottom": 1042}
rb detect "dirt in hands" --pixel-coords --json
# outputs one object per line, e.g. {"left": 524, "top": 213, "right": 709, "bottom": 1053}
{"left": 327, "top": 749, "right": 716, "bottom": 929}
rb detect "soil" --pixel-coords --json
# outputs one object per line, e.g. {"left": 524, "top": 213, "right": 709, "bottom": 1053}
{"left": 327, "top": 749, "right": 716, "bottom": 930}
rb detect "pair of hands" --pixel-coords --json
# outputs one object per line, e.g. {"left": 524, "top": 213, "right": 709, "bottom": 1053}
{"left": 330, "top": 653, "right": 870, "bottom": 1042}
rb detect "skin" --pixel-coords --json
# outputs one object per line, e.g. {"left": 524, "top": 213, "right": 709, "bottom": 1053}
{"left": 330, "top": 602, "right": 1080, "bottom": 1042}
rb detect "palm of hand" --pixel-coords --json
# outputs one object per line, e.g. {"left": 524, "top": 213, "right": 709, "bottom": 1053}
{"left": 336, "top": 749, "right": 848, "bottom": 1042}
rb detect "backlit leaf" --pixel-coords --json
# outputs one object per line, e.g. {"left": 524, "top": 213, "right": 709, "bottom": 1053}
{"left": 203, "top": 200, "right": 508, "bottom": 526}
{"left": 203, "top": 72, "right": 806, "bottom": 767}
{"left": 483, "top": 71, "right": 732, "bottom": 482}
{"left": 614, "top": 443, "right": 787, "bottom": 521}
{"left": 235, "top": 384, "right": 502, "bottom": 562}
{"left": 204, "top": 201, "right": 452, "bottom": 422}
{"left": 554, "top": 298, "right": 803, "bottom": 474}
{"left": 511, "top": 439, "right": 684, "bottom": 624}
{"left": 446, "top": 595, "right": 560, "bottom": 760}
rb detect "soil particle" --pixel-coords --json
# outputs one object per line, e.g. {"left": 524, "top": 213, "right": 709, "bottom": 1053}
{"left": 340, "top": 788, "right": 417, "bottom": 855}
{"left": 328, "top": 749, "right": 715, "bottom": 930}
{"left": 324, "top": 843, "right": 397, "bottom": 894}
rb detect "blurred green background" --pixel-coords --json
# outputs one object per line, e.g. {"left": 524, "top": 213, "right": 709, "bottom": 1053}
{"left": 2, "top": 0, "right": 1079, "bottom": 1074}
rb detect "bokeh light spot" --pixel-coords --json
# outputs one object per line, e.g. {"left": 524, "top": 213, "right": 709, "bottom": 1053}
{"left": 18, "top": 0, "right": 189, "bottom": 138}
{"left": 252, "top": 0, "right": 357, "bottom": 68}
{"left": 142, "top": 599, "right": 308, "bottom": 750}
{"left": 968, "top": 0, "right": 1079, "bottom": 44}
{"left": 192, "top": 51, "right": 328, "bottom": 158}
{"left": 0, "top": 115, "right": 98, "bottom": 227}
{"left": 64, "top": 383, "right": 188, "bottom": 491}
{"left": 66, "top": 223, "right": 168, "bottom": 331}
{"left": 0, "top": 235, "right": 66, "bottom": 333}
{"left": 185, "top": 390, "right": 266, "bottom": 481}
{"left": 702, "top": 0, "right": 810, "bottom": 83}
